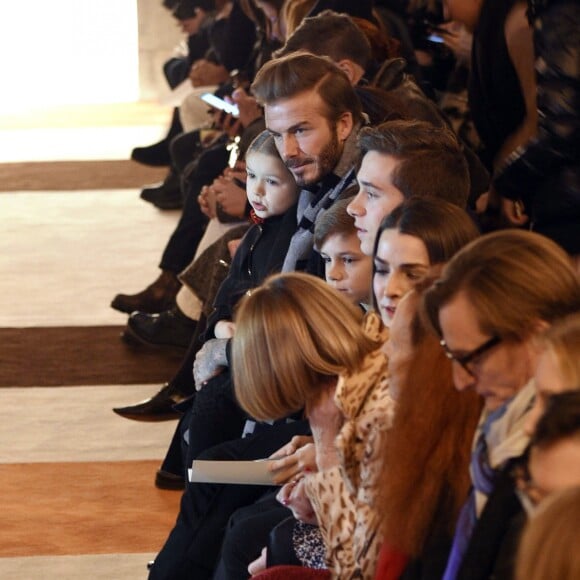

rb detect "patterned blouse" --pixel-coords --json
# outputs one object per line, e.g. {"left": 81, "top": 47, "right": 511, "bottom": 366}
{"left": 304, "top": 312, "right": 396, "bottom": 579}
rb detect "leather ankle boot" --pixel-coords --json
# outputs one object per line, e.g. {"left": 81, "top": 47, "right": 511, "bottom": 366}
{"left": 111, "top": 270, "right": 181, "bottom": 314}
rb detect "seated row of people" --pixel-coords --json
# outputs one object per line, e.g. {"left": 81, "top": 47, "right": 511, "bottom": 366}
{"left": 108, "top": 5, "right": 578, "bottom": 577}
{"left": 225, "top": 238, "right": 579, "bottom": 580}
{"left": 128, "top": 53, "right": 580, "bottom": 580}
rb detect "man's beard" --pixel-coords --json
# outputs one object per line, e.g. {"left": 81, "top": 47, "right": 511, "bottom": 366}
{"left": 288, "top": 126, "right": 343, "bottom": 187}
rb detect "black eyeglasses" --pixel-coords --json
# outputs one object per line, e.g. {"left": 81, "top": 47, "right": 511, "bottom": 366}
{"left": 440, "top": 335, "right": 502, "bottom": 377}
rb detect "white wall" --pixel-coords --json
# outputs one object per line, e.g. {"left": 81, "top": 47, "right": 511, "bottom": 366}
{"left": 0, "top": 0, "right": 181, "bottom": 112}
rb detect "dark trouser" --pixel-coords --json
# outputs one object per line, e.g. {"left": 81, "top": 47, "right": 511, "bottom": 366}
{"left": 149, "top": 419, "right": 310, "bottom": 580}
{"left": 162, "top": 371, "right": 246, "bottom": 478}
{"left": 213, "top": 493, "right": 292, "bottom": 580}
{"left": 159, "top": 143, "right": 228, "bottom": 274}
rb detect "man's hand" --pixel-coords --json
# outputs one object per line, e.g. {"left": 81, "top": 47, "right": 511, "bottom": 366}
{"left": 193, "top": 338, "right": 228, "bottom": 390}
{"left": 198, "top": 185, "right": 217, "bottom": 219}
{"left": 232, "top": 88, "right": 263, "bottom": 128}
{"left": 213, "top": 175, "right": 247, "bottom": 219}
{"left": 189, "top": 59, "right": 229, "bottom": 86}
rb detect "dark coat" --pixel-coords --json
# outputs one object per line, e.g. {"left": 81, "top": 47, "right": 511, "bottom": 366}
{"left": 457, "top": 458, "right": 526, "bottom": 580}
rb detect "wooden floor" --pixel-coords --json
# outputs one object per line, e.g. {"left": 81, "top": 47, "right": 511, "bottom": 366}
{"left": 0, "top": 103, "right": 184, "bottom": 579}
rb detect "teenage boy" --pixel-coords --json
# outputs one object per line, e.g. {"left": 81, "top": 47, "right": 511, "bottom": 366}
{"left": 348, "top": 119, "right": 471, "bottom": 255}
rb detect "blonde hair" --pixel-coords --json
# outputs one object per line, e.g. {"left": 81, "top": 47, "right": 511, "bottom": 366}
{"left": 282, "top": 0, "right": 316, "bottom": 36}
{"left": 516, "top": 486, "right": 580, "bottom": 580}
{"left": 424, "top": 230, "right": 580, "bottom": 340}
{"left": 232, "top": 272, "right": 380, "bottom": 420}
{"left": 539, "top": 313, "right": 580, "bottom": 388}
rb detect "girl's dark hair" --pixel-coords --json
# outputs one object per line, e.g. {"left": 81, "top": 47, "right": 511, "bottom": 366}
{"left": 246, "top": 129, "right": 279, "bottom": 158}
{"left": 376, "top": 197, "right": 480, "bottom": 265}
{"left": 371, "top": 198, "right": 480, "bottom": 311}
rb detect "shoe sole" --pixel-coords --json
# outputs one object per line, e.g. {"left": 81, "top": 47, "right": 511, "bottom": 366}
{"left": 110, "top": 298, "right": 138, "bottom": 314}
{"left": 139, "top": 194, "right": 183, "bottom": 211}
{"left": 112, "top": 407, "right": 182, "bottom": 422}
{"left": 121, "top": 327, "right": 189, "bottom": 351}
{"left": 155, "top": 473, "right": 185, "bottom": 491}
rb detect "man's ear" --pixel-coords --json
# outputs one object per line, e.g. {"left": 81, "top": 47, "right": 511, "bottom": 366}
{"left": 336, "top": 111, "right": 354, "bottom": 142}
{"left": 524, "top": 319, "right": 551, "bottom": 360}
{"left": 336, "top": 59, "right": 358, "bottom": 84}
{"left": 336, "top": 59, "right": 365, "bottom": 85}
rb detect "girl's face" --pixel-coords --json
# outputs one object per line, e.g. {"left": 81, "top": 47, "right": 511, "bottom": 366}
{"left": 373, "top": 229, "right": 430, "bottom": 327}
{"left": 320, "top": 232, "right": 372, "bottom": 305}
{"left": 246, "top": 152, "right": 298, "bottom": 219}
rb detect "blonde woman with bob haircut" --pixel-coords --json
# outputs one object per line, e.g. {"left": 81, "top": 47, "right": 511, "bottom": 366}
{"left": 233, "top": 272, "right": 382, "bottom": 421}
{"left": 423, "top": 229, "right": 580, "bottom": 580}
{"left": 515, "top": 486, "right": 580, "bottom": 580}
{"left": 233, "top": 271, "right": 394, "bottom": 578}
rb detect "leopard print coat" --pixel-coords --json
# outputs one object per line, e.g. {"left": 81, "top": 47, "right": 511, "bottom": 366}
{"left": 304, "top": 312, "right": 395, "bottom": 579}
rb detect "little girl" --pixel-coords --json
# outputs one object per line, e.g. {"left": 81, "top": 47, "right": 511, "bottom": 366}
{"left": 204, "top": 129, "right": 299, "bottom": 342}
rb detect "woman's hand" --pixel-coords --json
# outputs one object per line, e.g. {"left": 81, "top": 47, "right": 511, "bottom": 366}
{"left": 307, "top": 382, "right": 342, "bottom": 471}
{"left": 277, "top": 477, "right": 318, "bottom": 525}
{"left": 268, "top": 436, "right": 316, "bottom": 484}
{"left": 439, "top": 21, "right": 473, "bottom": 66}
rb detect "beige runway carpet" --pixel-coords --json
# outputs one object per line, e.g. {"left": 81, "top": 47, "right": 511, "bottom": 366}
{"left": 0, "top": 103, "right": 186, "bottom": 579}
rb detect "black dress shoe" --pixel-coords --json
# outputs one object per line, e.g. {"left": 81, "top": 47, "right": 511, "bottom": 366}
{"left": 111, "top": 270, "right": 181, "bottom": 314}
{"left": 155, "top": 469, "right": 185, "bottom": 490}
{"left": 113, "top": 383, "right": 187, "bottom": 422}
{"left": 140, "top": 170, "right": 182, "bottom": 210}
{"left": 131, "top": 139, "right": 171, "bottom": 167}
{"left": 124, "top": 307, "right": 197, "bottom": 349}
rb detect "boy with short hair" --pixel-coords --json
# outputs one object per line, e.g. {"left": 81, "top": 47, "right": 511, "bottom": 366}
{"left": 314, "top": 194, "right": 372, "bottom": 306}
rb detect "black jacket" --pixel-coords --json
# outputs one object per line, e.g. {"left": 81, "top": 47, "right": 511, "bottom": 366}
{"left": 205, "top": 206, "right": 298, "bottom": 339}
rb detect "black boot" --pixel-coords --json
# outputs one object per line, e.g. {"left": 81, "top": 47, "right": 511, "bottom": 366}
{"left": 111, "top": 270, "right": 181, "bottom": 314}
{"left": 131, "top": 108, "right": 182, "bottom": 167}
{"left": 123, "top": 306, "right": 197, "bottom": 349}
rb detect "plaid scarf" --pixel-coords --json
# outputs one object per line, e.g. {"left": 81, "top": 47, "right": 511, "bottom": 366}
{"left": 282, "top": 126, "right": 361, "bottom": 272}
